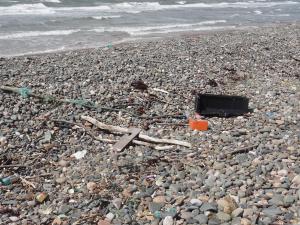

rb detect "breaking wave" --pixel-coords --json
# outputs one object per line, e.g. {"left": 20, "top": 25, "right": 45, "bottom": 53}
{"left": 92, "top": 20, "right": 229, "bottom": 36}
{"left": 0, "top": 1, "right": 298, "bottom": 16}
{"left": 0, "top": 29, "right": 80, "bottom": 40}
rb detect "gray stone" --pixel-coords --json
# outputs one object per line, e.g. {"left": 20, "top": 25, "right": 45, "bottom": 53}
{"left": 58, "top": 204, "right": 72, "bottom": 214}
{"left": 231, "top": 217, "right": 241, "bottom": 225}
{"left": 163, "top": 216, "right": 173, "bottom": 225}
{"left": 105, "top": 212, "right": 115, "bottom": 222}
{"left": 283, "top": 195, "right": 295, "bottom": 206}
{"left": 55, "top": 176, "right": 66, "bottom": 184}
{"left": 208, "top": 217, "right": 221, "bottom": 225}
{"left": 180, "top": 211, "right": 193, "bottom": 220}
{"left": 148, "top": 202, "right": 163, "bottom": 213}
{"left": 269, "top": 195, "right": 284, "bottom": 206}
{"left": 262, "top": 207, "right": 282, "bottom": 217}
{"left": 123, "top": 214, "right": 132, "bottom": 224}
{"left": 292, "top": 175, "right": 300, "bottom": 185}
{"left": 190, "top": 198, "right": 203, "bottom": 207}
{"left": 232, "top": 208, "right": 244, "bottom": 217}
{"left": 200, "top": 203, "right": 218, "bottom": 212}
{"left": 243, "top": 208, "right": 254, "bottom": 217}
{"left": 194, "top": 214, "right": 208, "bottom": 224}
{"left": 112, "top": 198, "right": 122, "bottom": 209}
{"left": 169, "top": 184, "right": 180, "bottom": 193}
{"left": 259, "top": 217, "right": 272, "bottom": 225}
{"left": 216, "top": 212, "right": 231, "bottom": 222}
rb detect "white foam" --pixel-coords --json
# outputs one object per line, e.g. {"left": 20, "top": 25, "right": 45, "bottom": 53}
{"left": 92, "top": 20, "right": 228, "bottom": 36}
{"left": 41, "top": 0, "right": 61, "bottom": 3}
{"left": 0, "top": 1, "right": 298, "bottom": 16}
{"left": 0, "top": 3, "right": 55, "bottom": 15}
{"left": 176, "top": 1, "right": 187, "bottom": 5}
{"left": 0, "top": 29, "right": 80, "bottom": 40}
{"left": 56, "top": 1, "right": 299, "bottom": 14}
{"left": 92, "top": 15, "right": 121, "bottom": 20}
{"left": 254, "top": 10, "right": 263, "bottom": 14}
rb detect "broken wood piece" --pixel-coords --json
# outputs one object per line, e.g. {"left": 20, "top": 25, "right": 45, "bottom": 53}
{"left": 113, "top": 128, "right": 141, "bottom": 152}
{"left": 81, "top": 115, "right": 191, "bottom": 148}
{"left": 151, "top": 88, "right": 170, "bottom": 94}
{"left": 0, "top": 164, "right": 27, "bottom": 168}
{"left": 229, "top": 144, "right": 258, "bottom": 155}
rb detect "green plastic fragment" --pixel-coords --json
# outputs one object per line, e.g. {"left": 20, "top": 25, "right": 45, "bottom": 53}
{"left": 153, "top": 211, "right": 162, "bottom": 219}
{"left": 18, "top": 87, "right": 32, "bottom": 98}
{"left": 0, "top": 177, "right": 12, "bottom": 185}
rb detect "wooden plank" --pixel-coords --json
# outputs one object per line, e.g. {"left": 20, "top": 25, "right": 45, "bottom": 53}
{"left": 112, "top": 128, "right": 141, "bottom": 152}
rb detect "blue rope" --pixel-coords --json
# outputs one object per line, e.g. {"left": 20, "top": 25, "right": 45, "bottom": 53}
{"left": 69, "top": 99, "right": 95, "bottom": 108}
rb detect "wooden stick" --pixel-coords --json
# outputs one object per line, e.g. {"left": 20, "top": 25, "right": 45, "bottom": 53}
{"left": 151, "top": 88, "right": 170, "bottom": 95}
{"left": 229, "top": 144, "right": 258, "bottom": 155}
{"left": 19, "top": 176, "right": 36, "bottom": 189}
{"left": 132, "top": 140, "right": 174, "bottom": 150}
{"left": 81, "top": 115, "right": 191, "bottom": 148}
{"left": 0, "top": 164, "right": 27, "bottom": 168}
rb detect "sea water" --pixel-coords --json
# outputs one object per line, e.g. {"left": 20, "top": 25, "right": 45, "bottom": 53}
{"left": 0, "top": 0, "right": 299, "bottom": 56}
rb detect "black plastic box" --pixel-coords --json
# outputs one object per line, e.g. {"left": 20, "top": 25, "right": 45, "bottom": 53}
{"left": 195, "top": 94, "right": 250, "bottom": 117}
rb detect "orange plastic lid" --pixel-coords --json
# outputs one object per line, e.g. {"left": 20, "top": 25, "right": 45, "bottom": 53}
{"left": 189, "top": 118, "right": 208, "bottom": 131}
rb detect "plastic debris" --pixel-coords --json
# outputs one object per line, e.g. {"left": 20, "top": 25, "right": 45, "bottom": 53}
{"left": 196, "top": 94, "right": 250, "bottom": 117}
{"left": 0, "top": 176, "right": 18, "bottom": 186}
{"left": 43, "top": 131, "right": 52, "bottom": 142}
{"left": 71, "top": 150, "right": 87, "bottom": 160}
{"left": 36, "top": 192, "right": 49, "bottom": 203}
{"left": 18, "top": 87, "right": 32, "bottom": 98}
{"left": 189, "top": 118, "right": 208, "bottom": 131}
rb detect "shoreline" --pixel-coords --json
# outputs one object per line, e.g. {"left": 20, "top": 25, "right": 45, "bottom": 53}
{"left": 1, "top": 21, "right": 299, "bottom": 58}
{"left": 0, "top": 23, "right": 299, "bottom": 224}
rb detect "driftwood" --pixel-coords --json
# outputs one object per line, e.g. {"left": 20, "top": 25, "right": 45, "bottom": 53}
{"left": 0, "top": 164, "right": 27, "bottom": 168}
{"left": 229, "top": 144, "right": 258, "bottom": 155}
{"left": 81, "top": 115, "right": 191, "bottom": 148}
{"left": 52, "top": 119, "right": 176, "bottom": 150}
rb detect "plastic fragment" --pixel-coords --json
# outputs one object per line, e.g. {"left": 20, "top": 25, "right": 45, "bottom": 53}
{"left": 189, "top": 118, "right": 208, "bottom": 131}
{"left": 71, "top": 150, "right": 87, "bottom": 160}
{"left": 36, "top": 192, "right": 49, "bottom": 203}
{"left": 18, "top": 87, "right": 32, "bottom": 98}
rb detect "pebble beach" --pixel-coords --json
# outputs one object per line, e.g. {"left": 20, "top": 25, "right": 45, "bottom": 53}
{"left": 0, "top": 23, "right": 300, "bottom": 225}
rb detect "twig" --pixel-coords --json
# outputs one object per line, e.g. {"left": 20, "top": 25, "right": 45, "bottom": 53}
{"left": 291, "top": 55, "right": 300, "bottom": 62}
{"left": 139, "top": 114, "right": 186, "bottom": 120}
{"left": 0, "top": 164, "right": 27, "bottom": 168}
{"left": 81, "top": 115, "right": 191, "bottom": 148}
{"left": 229, "top": 144, "right": 258, "bottom": 155}
{"left": 151, "top": 88, "right": 170, "bottom": 95}
{"left": 52, "top": 119, "right": 176, "bottom": 149}
{"left": 132, "top": 140, "right": 175, "bottom": 150}
{"left": 154, "top": 122, "right": 188, "bottom": 127}
{"left": 19, "top": 176, "right": 36, "bottom": 189}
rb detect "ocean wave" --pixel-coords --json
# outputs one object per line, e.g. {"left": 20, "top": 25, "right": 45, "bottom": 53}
{"left": 41, "top": 0, "right": 61, "bottom": 3}
{"left": 0, "top": 1, "right": 298, "bottom": 16}
{"left": 0, "top": 3, "right": 55, "bottom": 15}
{"left": 56, "top": 1, "right": 299, "bottom": 13}
{"left": 0, "top": 29, "right": 80, "bottom": 40}
{"left": 92, "top": 15, "right": 121, "bottom": 20}
{"left": 92, "top": 20, "right": 228, "bottom": 36}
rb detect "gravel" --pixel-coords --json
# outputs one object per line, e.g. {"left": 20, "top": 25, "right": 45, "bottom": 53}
{"left": 0, "top": 23, "right": 300, "bottom": 224}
